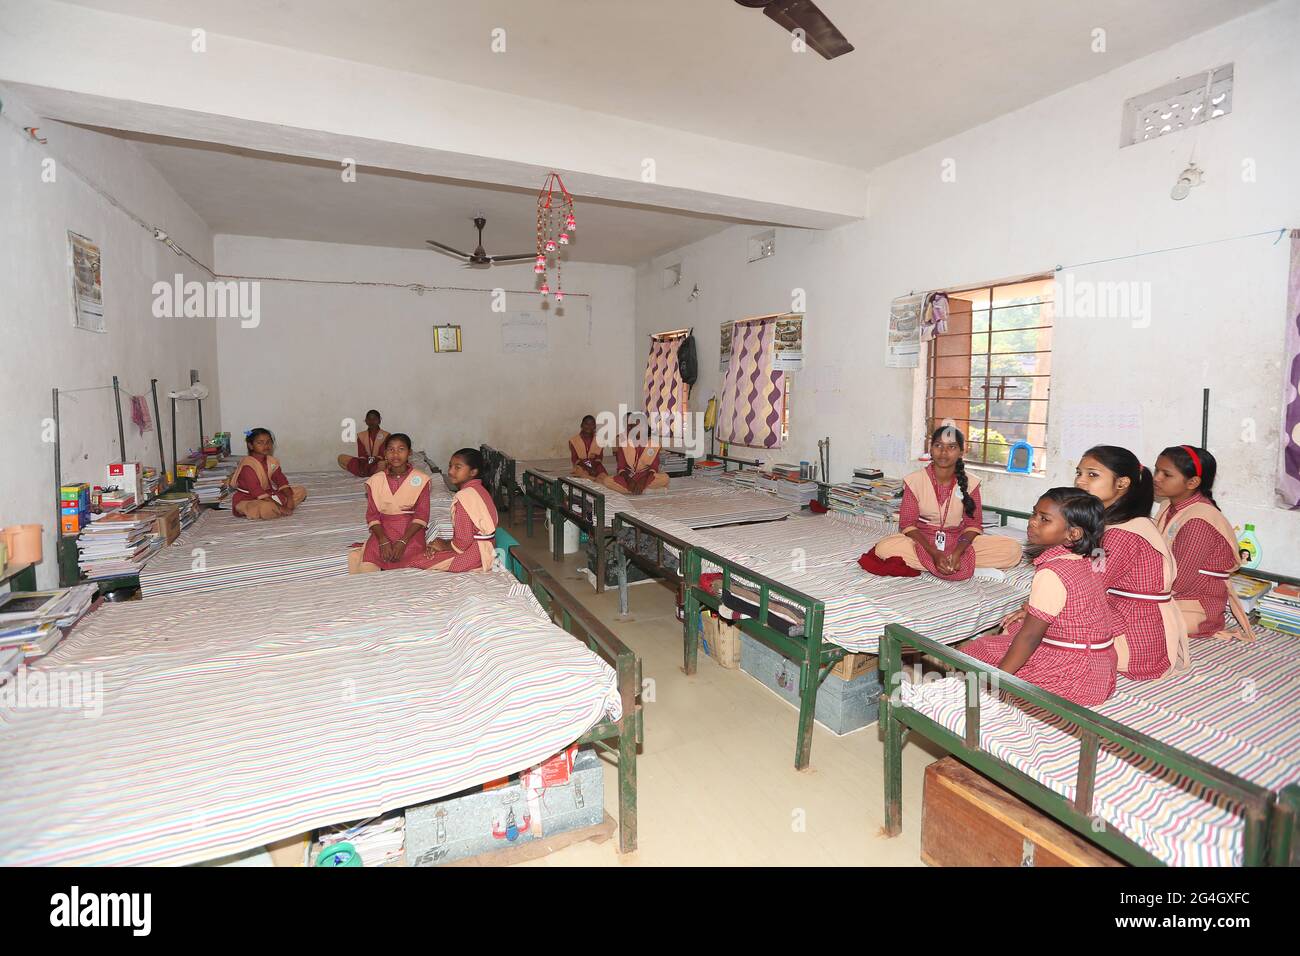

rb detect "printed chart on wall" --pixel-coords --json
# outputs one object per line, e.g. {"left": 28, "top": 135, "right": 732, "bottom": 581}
{"left": 771, "top": 313, "right": 804, "bottom": 371}
{"left": 886, "top": 293, "right": 923, "bottom": 367}
{"left": 1059, "top": 403, "right": 1145, "bottom": 465}
{"left": 719, "top": 320, "right": 734, "bottom": 373}
{"left": 501, "top": 311, "right": 548, "bottom": 353}
{"left": 67, "top": 231, "right": 104, "bottom": 333}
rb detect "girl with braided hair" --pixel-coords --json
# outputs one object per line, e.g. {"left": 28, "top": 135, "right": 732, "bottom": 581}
{"left": 864, "top": 425, "right": 1023, "bottom": 580}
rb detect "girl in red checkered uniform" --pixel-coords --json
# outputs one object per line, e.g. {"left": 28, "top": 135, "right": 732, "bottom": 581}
{"left": 1153, "top": 445, "right": 1249, "bottom": 639}
{"left": 1075, "top": 445, "right": 1189, "bottom": 681}
{"left": 962, "top": 488, "right": 1116, "bottom": 706}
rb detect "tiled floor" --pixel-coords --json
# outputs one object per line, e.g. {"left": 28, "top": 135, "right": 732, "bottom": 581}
{"left": 505, "top": 516, "right": 941, "bottom": 866}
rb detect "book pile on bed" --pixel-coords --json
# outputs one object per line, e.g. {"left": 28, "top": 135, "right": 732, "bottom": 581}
{"left": 76, "top": 512, "right": 162, "bottom": 580}
{"left": 158, "top": 491, "right": 200, "bottom": 531}
{"left": 193, "top": 467, "right": 234, "bottom": 506}
{"left": 0, "top": 583, "right": 98, "bottom": 665}
{"left": 718, "top": 469, "right": 758, "bottom": 490}
{"left": 1256, "top": 583, "right": 1300, "bottom": 636}
{"left": 1230, "top": 573, "right": 1272, "bottom": 613}
{"left": 660, "top": 449, "right": 691, "bottom": 475}
{"left": 694, "top": 458, "right": 726, "bottom": 479}
{"left": 827, "top": 470, "right": 904, "bottom": 521}
{"left": 756, "top": 468, "right": 819, "bottom": 506}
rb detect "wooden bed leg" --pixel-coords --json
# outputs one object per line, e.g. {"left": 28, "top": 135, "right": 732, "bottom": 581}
{"left": 794, "top": 653, "right": 817, "bottom": 771}
{"left": 883, "top": 695, "right": 903, "bottom": 837}
{"left": 683, "top": 586, "right": 700, "bottom": 676}
{"left": 617, "top": 717, "right": 639, "bottom": 853}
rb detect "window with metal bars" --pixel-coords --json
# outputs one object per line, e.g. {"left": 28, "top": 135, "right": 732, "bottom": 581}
{"left": 925, "top": 277, "right": 1053, "bottom": 471}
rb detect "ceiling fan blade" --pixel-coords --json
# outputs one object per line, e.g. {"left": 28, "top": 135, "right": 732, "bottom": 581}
{"left": 425, "top": 239, "right": 471, "bottom": 259}
{"left": 488, "top": 253, "right": 537, "bottom": 263}
{"left": 763, "top": 0, "right": 854, "bottom": 60}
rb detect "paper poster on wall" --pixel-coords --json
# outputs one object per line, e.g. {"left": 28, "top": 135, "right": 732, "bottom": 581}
{"left": 719, "top": 320, "right": 734, "bottom": 372}
{"left": 886, "top": 293, "right": 922, "bottom": 368}
{"left": 501, "top": 311, "right": 548, "bottom": 353}
{"left": 1059, "top": 403, "right": 1145, "bottom": 465}
{"left": 771, "top": 313, "right": 804, "bottom": 371}
{"left": 67, "top": 231, "right": 104, "bottom": 333}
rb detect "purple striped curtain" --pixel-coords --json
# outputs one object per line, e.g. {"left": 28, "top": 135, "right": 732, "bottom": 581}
{"left": 643, "top": 336, "right": 688, "bottom": 437}
{"left": 718, "top": 317, "right": 786, "bottom": 448}
{"left": 1279, "top": 230, "right": 1300, "bottom": 508}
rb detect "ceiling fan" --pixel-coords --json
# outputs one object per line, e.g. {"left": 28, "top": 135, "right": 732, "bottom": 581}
{"left": 425, "top": 216, "right": 533, "bottom": 266}
{"left": 734, "top": 0, "right": 854, "bottom": 60}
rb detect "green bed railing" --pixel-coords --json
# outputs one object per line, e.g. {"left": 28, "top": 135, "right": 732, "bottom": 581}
{"left": 878, "top": 622, "right": 1298, "bottom": 867}
{"left": 682, "top": 545, "right": 836, "bottom": 770}
{"left": 507, "top": 544, "right": 642, "bottom": 853}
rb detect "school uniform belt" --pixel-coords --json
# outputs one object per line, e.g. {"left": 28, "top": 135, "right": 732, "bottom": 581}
{"left": 1106, "top": 588, "right": 1171, "bottom": 602}
{"left": 1196, "top": 568, "right": 1232, "bottom": 579}
{"left": 472, "top": 533, "right": 495, "bottom": 541}
{"left": 1042, "top": 637, "right": 1115, "bottom": 651}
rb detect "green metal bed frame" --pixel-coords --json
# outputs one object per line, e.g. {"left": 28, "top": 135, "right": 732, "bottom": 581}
{"left": 555, "top": 476, "right": 613, "bottom": 592}
{"left": 878, "top": 611, "right": 1300, "bottom": 867}
{"left": 505, "top": 540, "right": 643, "bottom": 853}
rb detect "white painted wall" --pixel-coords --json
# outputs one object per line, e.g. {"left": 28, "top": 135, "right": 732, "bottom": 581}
{"left": 0, "top": 92, "right": 220, "bottom": 588}
{"left": 213, "top": 235, "right": 636, "bottom": 471}
{"left": 636, "top": 0, "right": 1300, "bottom": 570}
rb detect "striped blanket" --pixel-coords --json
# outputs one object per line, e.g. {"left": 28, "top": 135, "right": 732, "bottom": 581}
{"left": 564, "top": 475, "right": 797, "bottom": 529}
{"left": 679, "top": 512, "right": 1033, "bottom": 652}
{"left": 0, "top": 570, "right": 620, "bottom": 866}
{"left": 897, "top": 627, "right": 1300, "bottom": 866}
{"left": 140, "top": 486, "right": 456, "bottom": 598}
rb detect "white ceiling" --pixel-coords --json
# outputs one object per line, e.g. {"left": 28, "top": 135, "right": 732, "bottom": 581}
{"left": 92, "top": 129, "right": 749, "bottom": 265}
{"left": 62, "top": 0, "right": 1269, "bottom": 169}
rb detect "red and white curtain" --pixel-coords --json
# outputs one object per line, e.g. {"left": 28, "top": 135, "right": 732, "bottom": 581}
{"left": 643, "top": 335, "right": 689, "bottom": 437}
{"left": 718, "top": 317, "right": 786, "bottom": 449}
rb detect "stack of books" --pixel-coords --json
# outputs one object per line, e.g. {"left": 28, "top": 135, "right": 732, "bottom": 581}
{"left": 1257, "top": 583, "right": 1300, "bottom": 636}
{"left": 694, "top": 459, "right": 726, "bottom": 480}
{"left": 756, "top": 468, "right": 819, "bottom": 506}
{"left": 159, "top": 491, "right": 200, "bottom": 531}
{"left": 0, "top": 583, "right": 98, "bottom": 665}
{"left": 76, "top": 512, "right": 161, "bottom": 580}
{"left": 98, "top": 489, "right": 137, "bottom": 511}
{"left": 141, "top": 466, "right": 163, "bottom": 499}
{"left": 194, "top": 468, "right": 234, "bottom": 506}
{"left": 827, "top": 469, "right": 905, "bottom": 522}
{"left": 314, "top": 813, "right": 405, "bottom": 867}
{"left": 1229, "top": 573, "right": 1272, "bottom": 614}
{"left": 660, "top": 450, "right": 690, "bottom": 476}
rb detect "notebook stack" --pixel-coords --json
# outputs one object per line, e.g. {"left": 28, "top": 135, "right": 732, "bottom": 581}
{"left": 660, "top": 449, "right": 691, "bottom": 476}
{"left": 193, "top": 464, "right": 235, "bottom": 506}
{"left": 158, "top": 491, "right": 200, "bottom": 531}
{"left": 0, "top": 583, "right": 98, "bottom": 666}
{"left": 1256, "top": 583, "right": 1300, "bottom": 636}
{"left": 755, "top": 467, "right": 819, "bottom": 506}
{"left": 76, "top": 512, "right": 161, "bottom": 580}
{"left": 1230, "top": 573, "right": 1272, "bottom": 614}
{"left": 141, "top": 466, "right": 164, "bottom": 500}
{"left": 694, "top": 459, "right": 726, "bottom": 480}
{"left": 827, "top": 468, "right": 904, "bottom": 522}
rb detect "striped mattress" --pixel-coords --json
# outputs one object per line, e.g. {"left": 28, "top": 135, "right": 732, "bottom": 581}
{"left": 0, "top": 569, "right": 620, "bottom": 866}
{"left": 897, "top": 627, "right": 1300, "bottom": 866}
{"left": 675, "top": 512, "right": 1034, "bottom": 653}
{"left": 139, "top": 488, "right": 456, "bottom": 598}
{"left": 565, "top": 475, "right": 797, "bottom": 529}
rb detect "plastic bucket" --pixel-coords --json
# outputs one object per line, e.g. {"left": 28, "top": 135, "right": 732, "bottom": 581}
{"left": 2, "top": 525, "right": 42, "bottom": 564}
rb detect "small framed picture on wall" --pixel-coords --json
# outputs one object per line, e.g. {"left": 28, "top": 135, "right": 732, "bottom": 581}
{"left": 433, "top": 324, "right": 462, "bottom": 353}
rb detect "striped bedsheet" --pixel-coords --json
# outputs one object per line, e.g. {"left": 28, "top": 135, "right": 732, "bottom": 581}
{"left": 140, "top": 488, "right": 456, "bottom": 598}
{"left": 0, "top": 569, "right": 620, "bottom": 866}
{"left": 293, "top": 469, "right": 370, "bottom": 503}
{"left": 897, "top": 628, "right": 1300, "bottom": 866}
{"left": 683, "top": 512, "right": 1033, "bottom": 653}
{"left": 564, "top": 475, "right": 797, "bottom": 529}
{"left": 518, "top": 458, "right": 574, "bottom": 480}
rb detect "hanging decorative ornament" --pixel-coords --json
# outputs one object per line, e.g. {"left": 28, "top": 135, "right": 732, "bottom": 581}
{"left": 535, "top": 171, "right": 576, "bottom": 304}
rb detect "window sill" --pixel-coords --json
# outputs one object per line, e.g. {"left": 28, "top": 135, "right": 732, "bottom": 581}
{"left": 966, "top": 463, "right": 1048, "bottom": 480}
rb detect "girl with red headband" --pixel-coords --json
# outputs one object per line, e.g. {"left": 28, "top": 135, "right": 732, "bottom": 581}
{"left": 1153, "top": 445, "right": 1251, "bottom": 640}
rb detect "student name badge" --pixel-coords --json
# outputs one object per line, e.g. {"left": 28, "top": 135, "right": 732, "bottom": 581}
{"left": 934, "top": 531, "right": 947, "bottom": 551}
{"left": 410, "top": 476, "right": 422, "bottom": 486}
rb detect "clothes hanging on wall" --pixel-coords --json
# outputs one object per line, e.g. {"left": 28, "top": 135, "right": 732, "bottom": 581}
{"left": 130, "top": 394, "right": 153, "bottom": 436}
